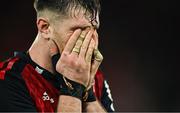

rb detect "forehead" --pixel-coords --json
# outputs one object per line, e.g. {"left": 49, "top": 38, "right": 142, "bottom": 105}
{"left": 67, "top": 9, "right": 100, "bottom": 29}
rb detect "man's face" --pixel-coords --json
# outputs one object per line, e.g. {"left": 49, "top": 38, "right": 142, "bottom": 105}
{"left": 50, "top": 10, "right": 100, "bottom": 53}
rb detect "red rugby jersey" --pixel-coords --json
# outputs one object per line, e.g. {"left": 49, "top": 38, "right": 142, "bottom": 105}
{"left": 0, "top": 52, "right": 115, "bottom": 112}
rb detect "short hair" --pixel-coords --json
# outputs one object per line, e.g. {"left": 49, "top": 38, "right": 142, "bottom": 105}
{"left": 34, "top": 0, "right": 101, "bottom": 21}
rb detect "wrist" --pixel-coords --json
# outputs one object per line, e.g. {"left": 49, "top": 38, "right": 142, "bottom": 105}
{"left": 83, "top": 87, "right": 96, "bottom": 102}
{"left": 55, "top": 72, "right": 96, "bottom": 102}
{"left": 58, "top": 74, "right": 86, "bottom": 100}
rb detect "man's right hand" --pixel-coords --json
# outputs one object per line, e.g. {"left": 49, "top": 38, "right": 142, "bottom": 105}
{"left": 55, "top": 28, "right": 95, "bottom": 87}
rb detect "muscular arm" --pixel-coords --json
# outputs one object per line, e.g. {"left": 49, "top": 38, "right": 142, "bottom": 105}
{"left": 57, "top": 96, "right": 81, "bottom": 112}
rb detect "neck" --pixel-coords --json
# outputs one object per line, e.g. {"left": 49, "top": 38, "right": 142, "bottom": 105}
{"left": 28, "top": 35, "right": 55, "bottom": 74}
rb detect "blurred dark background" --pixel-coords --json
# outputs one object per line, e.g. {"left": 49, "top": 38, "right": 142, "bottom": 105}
{"left": 0, "top": 0, "right": 179, "bottom": 112}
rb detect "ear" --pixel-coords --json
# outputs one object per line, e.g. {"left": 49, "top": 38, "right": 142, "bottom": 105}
{"left": 36, "top": 17, "right": 51, "bottom": 39}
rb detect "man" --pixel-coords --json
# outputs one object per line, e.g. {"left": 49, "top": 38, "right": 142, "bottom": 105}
{"left": 0, "top": 0, "right": 115, "bottom": 112}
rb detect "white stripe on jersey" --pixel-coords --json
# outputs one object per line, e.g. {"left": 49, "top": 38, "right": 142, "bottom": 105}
{"left": 104, "top": 80, "right": 115, "bottom": 111}
{"left": 104, "top": 80, "right": 113, "bottom": 101}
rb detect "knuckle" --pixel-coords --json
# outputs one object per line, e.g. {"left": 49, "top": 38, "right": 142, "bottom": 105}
{"left": 69, "top": 58, "right": 76, "bottom": 66}
{"left": 62, "top": 51, "right": 69, "bottom": 56}
{"left": 72, "top": 60, "right": 82, "bottom": 67}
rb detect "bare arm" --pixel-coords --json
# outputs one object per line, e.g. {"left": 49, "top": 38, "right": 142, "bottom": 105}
{"left": 83, "top": 101, "right": 107, "bottom": 113}
{"left": 57, "top": 96, "right": 81, "bottom": 112}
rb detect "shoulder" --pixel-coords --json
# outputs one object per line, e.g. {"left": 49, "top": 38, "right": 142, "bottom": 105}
{"left": 0, "top": 56, "right": 29, "bottom": 80}
{"left": 0, "top": 57, "right": 21, "bottom": 79}
{"left": 0, "top": 57, "right": 36, "bottom": 112}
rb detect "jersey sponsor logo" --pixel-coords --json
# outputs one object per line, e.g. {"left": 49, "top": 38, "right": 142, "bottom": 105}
{"left": 42, "top": 92, "right": 54, "bottom": 103}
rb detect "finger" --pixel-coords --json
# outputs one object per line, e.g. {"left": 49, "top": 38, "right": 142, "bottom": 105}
{"left": 78, "top": 27, "right": 91, "bottom": 42}
{"left": 86, "top": 50, "right": 103, "bottom": 90}
{"left": 63, "top": 29, "right": 81, "bottom": 54}
{"left": 85, "top": 39, "right": 95, "bottom": 63}
{"left": 92, "top": 60, "right": 101, "bottom": 75}
{"left": 91, "top": 50, "right": 103, "bottom": 76}
{"left": 85, "top": 40, "right": 96, "bottom": 90}
{"left": 71, "top": 38, "right": 83, "bottom": 56}
{"left": 71, "top": 30, "right": 89, "bottom": 56}
{"left": 79, "top": 29, "right": 94, "bottom": 58}
{"left": 89, "top": 61, "right": 100, "bottom": 89}
{"left": 92, "top": 30, "right": 99, "bottom": 49}
{"left": 93, "top": 49, "right": 103, "bottom": 62}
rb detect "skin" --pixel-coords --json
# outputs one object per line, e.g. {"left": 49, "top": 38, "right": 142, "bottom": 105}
{"left": 29, "top": 8, "right": 106, "bottom": 113}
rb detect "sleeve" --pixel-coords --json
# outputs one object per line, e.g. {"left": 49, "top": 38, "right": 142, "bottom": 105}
{"left": 0, "top": 71, "right": 37, "bottom": 112}
{"left": 100, "top": 80, "right": 115, "bottom": 112}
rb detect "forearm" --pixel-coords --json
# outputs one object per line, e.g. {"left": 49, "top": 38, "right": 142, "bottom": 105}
{"left": 57, "top": 95, "right": 82, "bottom": 113}
{"left": 83, "top": 100, "right": 107, "bottom": 113}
